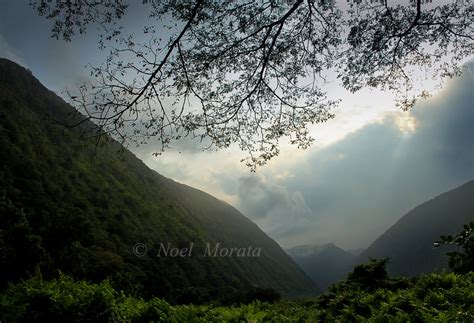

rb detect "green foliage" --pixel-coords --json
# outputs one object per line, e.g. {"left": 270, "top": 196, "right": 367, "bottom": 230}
{"left": 1, "top": 271, "right": 473, "bottom": 322}
{"left": 0, "top": 196, "right": 46, "bottom": 286}
{"left": 346, "top": 258, "right": 390, "bottom": 291}
{"left": 0, "top": 58, "right": 318, "bottom": 300}
{"left": 0, "top": 275, "right": 121, "bottom": 322}
{"left": 435, "top": 221, "right": 474, "bottom": 274}
{"left": 328, "top": 258, "right": 412, "bottom": 295}
{"left": 211, "top": 287, "right": 281, "bottom": 306}
{"left": 307, "top": 260, "right": 473, "bottom": 322}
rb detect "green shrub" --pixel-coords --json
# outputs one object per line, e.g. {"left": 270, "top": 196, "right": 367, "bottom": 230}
{"left": 435, "top": 221, "right": 474, "bottom": 274}
{"left": 0, "top": 270, "right": 472, "bottom": 322}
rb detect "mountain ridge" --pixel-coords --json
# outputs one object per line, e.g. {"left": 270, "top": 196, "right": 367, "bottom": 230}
{"left": 287, "top": 242, "right": 356, "bottom": 291}
{"left": 0, "top": 58, "right": 320, "bottom": 301}
{"left": 357, "top": 179, "right": 474, "bottom": 276}
{"left": 287, "top": 180, "right": 473, "bottom": 289}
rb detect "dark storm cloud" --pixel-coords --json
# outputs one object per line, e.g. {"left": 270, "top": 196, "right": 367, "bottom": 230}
{"left": 237, "top": 175, "right": 314, "bottom": 239}
{"left": 236, "top": 66, "right": 474, "bottom": 249}
{"left": 238, "top": 176, "right": 312, "bottom": 220}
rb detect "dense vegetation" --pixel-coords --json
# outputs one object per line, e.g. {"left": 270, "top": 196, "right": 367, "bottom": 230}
{"left": 0, "top": 58, "right": 319, "bottom": 301}
{"left": 2, "top": 223, "right": 472, "bottom": 321}
{"left": 1, "top": 260, "right": 472, "bottom": 322}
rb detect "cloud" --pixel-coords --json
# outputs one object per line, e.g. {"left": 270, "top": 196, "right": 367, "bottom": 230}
{"left": 236, "top": 175, "right": 313, "bottom": 240}
{"left": 234, "top": 66, "right": 474, "bottom": 249}
{"left": 136, "top": 64, "right": 473, "bottom": 251}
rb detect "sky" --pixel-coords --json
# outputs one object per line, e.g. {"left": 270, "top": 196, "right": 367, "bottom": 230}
{"left": 1, "top": 1, "right": 472, "bottom": 250}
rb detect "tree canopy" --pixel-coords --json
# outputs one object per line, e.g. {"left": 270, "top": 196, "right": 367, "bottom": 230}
{"left": 30, "top": 0, "right": 473, "bottom": 169}
{"left": 435, "top": 221, "right": 474, "bottom": 274}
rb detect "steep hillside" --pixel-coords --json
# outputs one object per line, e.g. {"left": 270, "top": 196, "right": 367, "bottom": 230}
{"left": 0, "top": 58, "right": 320, "bottom": 301}
{"left": 357, "top": 180, "right": 474, "bottom": 277}
{"left": 287, "top": 243, "right": 355, "bottom": 291}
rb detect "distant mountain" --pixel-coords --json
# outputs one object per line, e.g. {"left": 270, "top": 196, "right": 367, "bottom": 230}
{"left": 346, "top": 248, "right": 364, "bottom": 256}
{"left": 357, "top": 180, "right": 474, "bottom": 277}
{"left": 287, "top": 181, "right": 474, "bottom": 288}
{"left": 287, "top": 243, "right": 355, "bottom": 291}
{"left": 0, "top": 58, "right": 320, "bottom": 301}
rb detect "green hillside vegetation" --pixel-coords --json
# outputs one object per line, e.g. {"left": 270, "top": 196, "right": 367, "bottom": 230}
{"left": 0, "top": 58, "right": 319, "bottom": 302}
{"left": 1, "top": 57, "right": 473, "bottom": 321}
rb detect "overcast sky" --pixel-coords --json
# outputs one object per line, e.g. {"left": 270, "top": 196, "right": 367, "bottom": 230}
{"left": 1, "top": 1, "right": 472, "bottom": 250}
